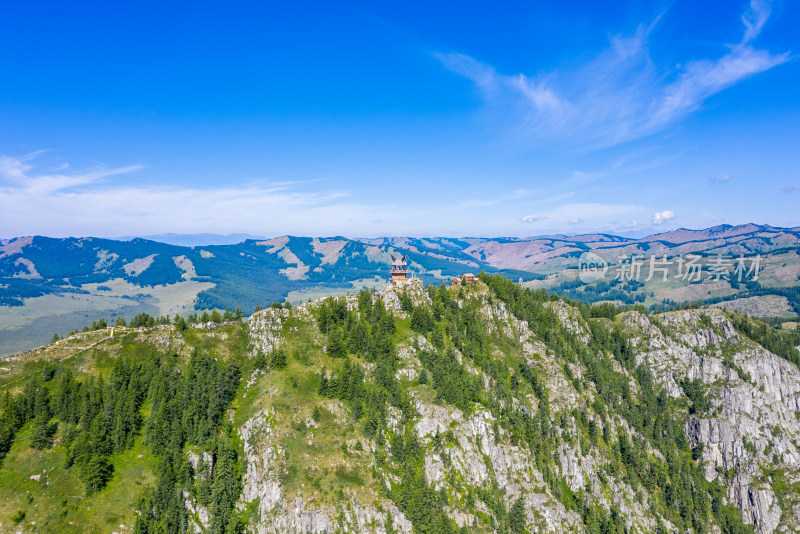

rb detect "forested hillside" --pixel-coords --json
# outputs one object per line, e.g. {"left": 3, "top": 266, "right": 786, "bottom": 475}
{"left": 2, "top": 275, "right": 800, "bottom": 532}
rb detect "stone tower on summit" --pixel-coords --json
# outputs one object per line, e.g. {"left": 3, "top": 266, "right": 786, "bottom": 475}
{"left": 390, "top": 254, "right": 409, "bottom": 284}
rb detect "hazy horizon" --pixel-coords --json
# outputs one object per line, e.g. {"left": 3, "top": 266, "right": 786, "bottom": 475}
{"left": 4, "top": 221, "right": 799, "bottom": 247}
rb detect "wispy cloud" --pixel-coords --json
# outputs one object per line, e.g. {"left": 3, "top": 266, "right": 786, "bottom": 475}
{"left": 566, "top": 170, "right": 605, "bottom": 185}
{"left": 437, "top": 0, "right": 788, "bottom": 148}
{"left": 459, "top": 188, "right": 534, "bottom": 207}
{"left": 6, "top": 153, "right": 583, "bottom": 238}
{"left": 0, "top": 153, "right": 398, "bottom": 238}
{"left": 652, "top": 209, "right": 676, "bottom": 224}
{"left": 0, "top": 152, "right": 143, "bottom": 195}
{"left": 604, "top": 220, "right": 643, "bottom": 232}
{"left": 783, "top": 184, "right": 800, "bottom": 193}
{"left": 710, "top": 175, "right": 732, "bottom": 183}
{"left": 519, "top": 202, "right": 642, "bottom": 232}
{"left": 742, "top": 0, "right": 771, "bottom": 44}
{"left": 521, "top": 214, "right": 546, "bottom": 223}
{"left": 543, "top": 191, "right": 576, "bottom": 203}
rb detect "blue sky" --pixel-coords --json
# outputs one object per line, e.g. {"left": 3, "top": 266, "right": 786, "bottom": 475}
{"left": 1, "top": 0, "right": 798, "bottom": 238}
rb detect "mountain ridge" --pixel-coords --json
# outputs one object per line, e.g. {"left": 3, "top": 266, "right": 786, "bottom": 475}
{"left": 6, "top": 222, "right": 800, "bottom": 248}
{"left": 1, "top": 223, "right": 799, "bottom": 357}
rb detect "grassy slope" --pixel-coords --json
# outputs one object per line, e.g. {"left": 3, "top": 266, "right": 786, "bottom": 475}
{"left": 0, "top": 321, "right": 252, "bottom": 532}
{"left": 238, "top": 310, "right": 385, "bottom": 510}
{"left": 0, "top": 425, "right": 157, "bottom": 533}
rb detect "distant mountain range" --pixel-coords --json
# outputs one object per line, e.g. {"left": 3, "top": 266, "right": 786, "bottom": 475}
{"left": 1, "top": 223, "right": 799, "bottom": 355}
{"left": 113, "top": 233, "right": 268, "bottom": 246}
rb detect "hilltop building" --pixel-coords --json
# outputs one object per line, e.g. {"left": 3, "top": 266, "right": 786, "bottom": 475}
{"left": 451, "top": 273, "right": 476, "bottom": 287}
{"left": 390, "top": 254, "right": 409, "bottom": 284}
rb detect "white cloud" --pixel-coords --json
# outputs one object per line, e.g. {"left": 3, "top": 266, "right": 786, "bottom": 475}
{"left": 649, "top": 47, "right": 786, "bottom": 130}
{"left": 604, "top": 220, "right": 643, "bottom": 232}
{"left": 712, "top": 175, "right": 732, "bottom": 183}
{"left": 0, "top": 152, "right": 143, "bottom": 195}
{"left": 5, "top": 153, "right": 575, "bottom": 239}
{"left": 0, "top": 154, "right": 33, "bottom": 181}
{"left": 519, "top": 202, "right": 641, "bottom": 230}
{"left": 435, "top": 53, "right": 501, "bottom": 97}
{"left": 521, "top": 214, "right": 546, "bottom": 223}
{"left": 783, "top": 184, "right": 800, "bottom": 193}
{"left": 742, "top": 0, "right": 771, "bottom": 44}
{"left": 437, "top": 1, "right": 788, "bottom": 148}
{"left": 652, "top": 210, "right": 676, "bottom": 225}
{"left": 0, "top": 153, "right": 402, "bottom": 238}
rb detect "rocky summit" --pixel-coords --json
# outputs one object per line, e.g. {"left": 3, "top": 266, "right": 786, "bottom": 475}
{"left": 2, "top": 275, "right": 800, "bottom": 533}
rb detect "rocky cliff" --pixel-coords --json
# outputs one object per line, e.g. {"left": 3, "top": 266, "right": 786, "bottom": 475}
{"left": 3, "top": 274, "right": 799, "bottom": 533}
{"left": 236, "top": 277, "right": 800, "bottom": 533}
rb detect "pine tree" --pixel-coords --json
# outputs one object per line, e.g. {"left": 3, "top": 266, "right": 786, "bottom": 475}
{"left": 509, "top": 497, "right": 526, "bottom": 534}
{"left": 318, "top": 367, "right": 328, "bottom": 395}
{"left": 327, "top": 328, "right": 347, "bottom": 358}
{"left": 419, "top": 369, "right": 428, "bottom": 385}
{"left": 253, "top": 352, "right": 268, "bottom": 370}
{"left": 83, "top": 455, "right": 113, "bottom": 494}
{"left": 173, "top": 314, "right": 187, "bottom": 332}
{"left": 410, "top": 306, "right": 433, "bottom": 334}
{"left": 31, "top": 413, "right": 57, "bottom": 449}
{"left": 271, "top": 349, "right": 287, "bottom": 370}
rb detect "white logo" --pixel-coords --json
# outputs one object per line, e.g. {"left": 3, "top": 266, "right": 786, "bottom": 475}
{"left": 578, "top": 252, "right": 608, "bottom": 283}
